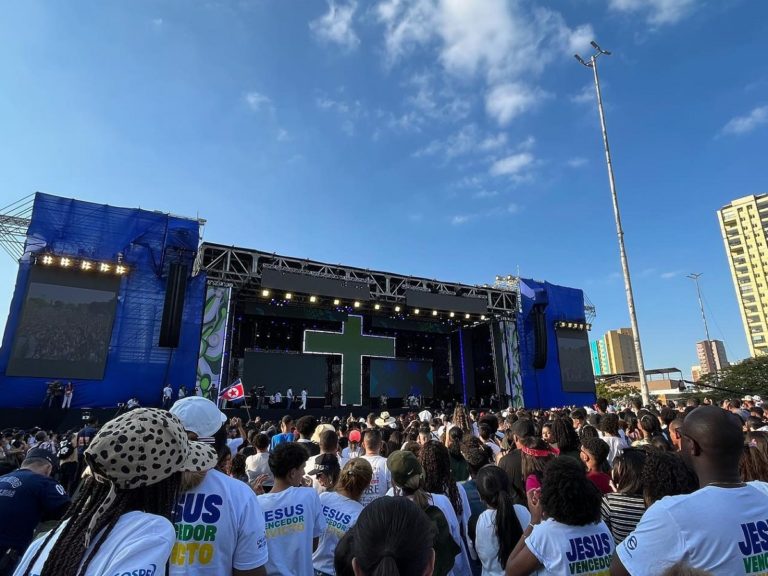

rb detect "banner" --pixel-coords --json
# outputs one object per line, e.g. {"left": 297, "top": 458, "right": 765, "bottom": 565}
{"left": 196, "top": 285, "right": 231, "bottom": 397}
{"left": 499, "top": 319, "right": 524, "bottom": 408}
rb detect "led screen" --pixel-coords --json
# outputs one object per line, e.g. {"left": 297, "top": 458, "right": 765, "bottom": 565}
{"left": 369, "top": 357, "right": 434, "bottom": 398}
{"left": 241, "top": 351, "right": 328, "bottom": 397}
{"left": 7, "top": 266, "right": 121, "bottom": 379}
{"left": 556, "top": 329, "right": 596, "bottom": 393}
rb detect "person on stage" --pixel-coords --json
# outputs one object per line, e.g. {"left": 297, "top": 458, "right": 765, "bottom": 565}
{"left": 177, "top": 385, "right": 187, "bottom": 401}
{"left": 287, "top": 387, "right": 294, "bottom": 408}
{"left": 162, "top": 384, "right": 173, "bottom": 409}
{"left": 274, "top": 390, "right": 282, "bottom": 407}
{"left": 61, "top": 382, "right": 73, "bottom": 410}
{"left": 300, "top": 388, "right": 308, "bottom": 410}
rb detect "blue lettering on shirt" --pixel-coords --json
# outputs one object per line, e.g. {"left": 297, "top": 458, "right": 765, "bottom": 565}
{"left": 739, "top": 521, "right": 768, "bottom": 556}
{"left": 174, "top": 493, "right": 222, "bottom": 524}
{"left": 566, "top": 533, "right": 612, "bottom": 561}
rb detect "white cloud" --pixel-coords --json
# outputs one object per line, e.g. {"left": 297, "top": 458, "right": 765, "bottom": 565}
{"left": 151, "top": 18, "right": 164, "bottom": 28}
{"left": 507, "top": 203, "right": 520, "bottom": 214}
{"left": 660, "top": 270, "right": 683, "bottom": 279}
{"left": 315, "top": 95, "right": 366, "bottom": 135}
{"left": 567, "top": 157, "right": 588, "bottom": 168}
{"left": 570, "top": 83, "right": 594, "bottom": 105}
{"left": 309, "top": 0, "right": 360, "bottom": 51}
{"left": 608, "top": 0, "right": 696, "bottom": 26}
{"left": 721, "top": 106, "right": 768, "bottom": 136}
{"left": 277, "top": 128, "right": 289, "bottom": 142}
{"left": 414, "top": 124, "right": 506, "bottom": 159}
{"left": 490, "top": 152, "right": 534, "bottom": 177}
{"left": 472, "top": 189, "right": 498, "bottom": 199}
{"left": 451, "top": 214, "right": 475, "bottom": 225}
{"left": 485, "top": 83, "right": 549, "bottom": 126}
{"left": 376, "top": 0, "right": 593, "bottom": 125}
{"left": 245, "top": 91, "right": 271, "bottom": 112}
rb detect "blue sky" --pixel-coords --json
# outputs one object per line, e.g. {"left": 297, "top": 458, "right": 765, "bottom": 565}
{"left": 0, "top": 0, "right": 767, "bottom": 377}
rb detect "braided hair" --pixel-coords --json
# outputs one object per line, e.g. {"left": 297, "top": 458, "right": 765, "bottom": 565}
{"left": 23, "top": 472, "right": 182, "bottom": 576}
{"left": 419, "top": 440, "right": 463, "bottom": 520}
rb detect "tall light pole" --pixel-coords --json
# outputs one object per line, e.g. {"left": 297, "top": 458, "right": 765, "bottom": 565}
{"left": 575, "top": 41, "right": 650, "bottom": 406}
{"left": 687, "top": 273, "right": 712, "bottom": 341}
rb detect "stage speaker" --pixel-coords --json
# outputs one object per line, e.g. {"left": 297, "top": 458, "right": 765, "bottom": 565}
{"left": 532, "top": 304, "right": 548, "bottom": 369}
{"left": 159, "top": 262, "right": 188, "bottom": 348}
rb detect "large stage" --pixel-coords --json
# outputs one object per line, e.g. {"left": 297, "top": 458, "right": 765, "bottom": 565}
{"left": 0, "top": 193, "right": 597, "bottom": 421}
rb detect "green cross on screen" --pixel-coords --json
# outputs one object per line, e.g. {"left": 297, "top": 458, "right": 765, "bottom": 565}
{"left": 303, "top": 315, "right": 396, "bottom": 405}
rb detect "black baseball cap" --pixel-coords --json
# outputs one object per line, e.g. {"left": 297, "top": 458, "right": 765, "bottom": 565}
{"left": 24, "top": 447, "right": 60, "bottom": 474}
{"left": 307, "top": 454, "right": 340, "bottom": 476}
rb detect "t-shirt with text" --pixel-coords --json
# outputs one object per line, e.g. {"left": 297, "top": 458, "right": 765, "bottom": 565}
{"left": 14, "top": 511, "right": 174, "bottom": 576}
{"left": 616, "top": 482, "right": 768, "bottom": 575}
{"left": 258, "top": 486, "right": 325, "bottom": 576}
{"left": 170, "top": 469, "right": 268, "bottom": 575}
{"left": 360, "top": 454, "right": 391, "bottom": 507}
{"left": 312, "top": 491, "right": 364, "bottom": 575}
{"left": 525, "top": 518, "right": 614, "bottom": 575}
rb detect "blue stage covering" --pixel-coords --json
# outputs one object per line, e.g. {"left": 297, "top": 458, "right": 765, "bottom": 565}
{"left": 518, "top": 279, "right": 596, "bottom": 409}
{"left": 0, "top": 193, "right": 205, "bottom": 408}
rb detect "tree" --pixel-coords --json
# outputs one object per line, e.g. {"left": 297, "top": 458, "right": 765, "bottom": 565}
{"left": 693, "top": 356, "right": 768, "bottom": 402}
{"left": 595, "top": 380, "right": 641, "bottom": 402}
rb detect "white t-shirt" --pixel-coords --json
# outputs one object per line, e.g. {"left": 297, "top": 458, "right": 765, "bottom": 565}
{"left": 258, "top": 486, "right": 325, "bottom": 576}
{"left": 475, "top": 506, "right": 531, "bottom": 576}
{"left": 600, "top": 434, "right": 626, "bottom": 467}
{"left": 360, "top": 454, "right": 391, "bottom": 507}
{"left": 14, "top": 511, "right": 174, "bottom": 576}
{"left": 312, "top": 491, "right": 364, "bottom": 575}
{"left": 525, "top": 518, "right": 614, "bottom": 575}
{"left": 245, "top": 452, "right": 274, "bottom": 486}
{"left": 341, "top": 445, "right": 362, "bottom": 459}
{"left": 227, "top": 437, "right": 243, "bottom": 457}
{"left": 430, "top": 493, "right": 472, "bottom": 576}
{"left": 616, "top": 483, "right": 768, "bottom": 575}
{"left": 485, "top": 441, "right": 501, "bottom": 456}
{"left": 170, "top": 469, "right": 268, "bottom": 575}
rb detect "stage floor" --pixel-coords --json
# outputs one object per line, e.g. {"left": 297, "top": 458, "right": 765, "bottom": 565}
{"left": 0, "top": 405, "right": 419, "bottom": 433}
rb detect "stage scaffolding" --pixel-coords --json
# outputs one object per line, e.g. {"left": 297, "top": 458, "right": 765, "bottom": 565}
{"left": 196, "top": 242, "right": 519, "bottom": 317}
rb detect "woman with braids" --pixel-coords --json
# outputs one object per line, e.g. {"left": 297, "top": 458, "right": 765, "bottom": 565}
{"left": 387, "top": 450, "right": 460, "bottom": 576}
{"left": 452, "top": 404, "right": 473, "bottom": 435}
{"left": 14, "top": 407, "right": 216, "bottom": 576}
{"left": 447, "top": 426, "right": 469, "bottom": 482}
{"left": 347, "top": 497, "right": 436, "bottom": 576}
{"left": 601, "top": 448, "right": 648, "bottom": 543}
{"left": 312, "top": 458, "right": 373, "bottom": 576}
{"left": 474, "top": 466, "right": 530, "bottom": 576}
{"left": 505, "top": 458, "right": 614, "bottom": 575}
{"left": 547, "top": 417, "right": 580, "bottom": 460}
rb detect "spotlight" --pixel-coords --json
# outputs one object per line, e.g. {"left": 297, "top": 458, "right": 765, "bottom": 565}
{"left": 449, "top": 312, "right": 455, "bottom": 318}
{"left": 309, "top": 296, "right": 317, "bottom": 303}
{"left": 41, "top": 255, "right": 54, "bottom": 265}
{"left": 481, "top": 315, "right": 486, "bottom": 320}
{"left": 100, "top": 263, "right": 111, "bottom": 273}
{"left": 81, "top": 261, "right": 92, "bottom": 271}
{"left": 465, "top": 313, "right": 470, "bottom": 319}
{"left": 262, "top": 289, "right": 270, "bottom": 297}
{"left": 432, "top": 310, "right": 438, "bottom": 316}
{"left": 414, "top": 309, "right": 420, "bottom": 315}
{"left": 60, "top": 257, "right": 71, "bottom": 267}
{"left": 354, "top": 301, "right": 361, "bottom": 308}
{"left": 374, "top": 304, "right": 381, "bottom": 310}
{"left": 333, "top": 299, "right": 341, "bottom": 306}
{"left": 394, "top": 305, "right": 401, "bottom": 313}
{"left": 115, "top": 265, "right": 127, "bottom": 275}
{"left": 285, "top": 293, "right": 292, "bottom": 300}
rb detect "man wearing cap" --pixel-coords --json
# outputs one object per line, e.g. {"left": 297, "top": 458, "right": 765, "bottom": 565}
{"left": 170, "top": 397, "right": 268, "bottom": 576}
{"left": 0, "top": 447, "right": 70, "bottom": 573}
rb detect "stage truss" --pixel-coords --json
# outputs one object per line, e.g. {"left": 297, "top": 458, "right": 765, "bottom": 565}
{"left": 196, "top": 242, "right": 519, "bottom": 317}
{"left": 0, "top": 194, "right": 34, "bottom": 261}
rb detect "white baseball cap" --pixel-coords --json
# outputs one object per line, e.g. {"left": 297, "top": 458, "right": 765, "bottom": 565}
{"left": 170, "top": 396, "right": 227, "bottom": 437}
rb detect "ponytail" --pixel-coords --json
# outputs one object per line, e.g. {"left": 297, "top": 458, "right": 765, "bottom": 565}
{"left": 370, "top": 555, "right": 402, "bottom": 576}
{"left": 476, "top": 466, "right": 523, "bottom": 568}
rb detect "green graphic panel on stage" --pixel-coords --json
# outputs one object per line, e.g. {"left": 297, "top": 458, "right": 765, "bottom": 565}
{"left": 196, "top": 285, "right": 231, "bottom": 396}
{"left": 303, "top": 315, "right": 395, "bottom": 406}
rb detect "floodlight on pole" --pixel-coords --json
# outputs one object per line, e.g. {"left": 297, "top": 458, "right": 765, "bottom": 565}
{"left": 575, "top": 41, "right": 651, "bottom": 407}
{"left": 686, "top": 273, "right": 712, "bottom": 342}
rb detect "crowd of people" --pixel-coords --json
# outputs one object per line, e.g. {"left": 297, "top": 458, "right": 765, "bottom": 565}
{"left": 1, "top": 393, "right": 767, "bottom": 575}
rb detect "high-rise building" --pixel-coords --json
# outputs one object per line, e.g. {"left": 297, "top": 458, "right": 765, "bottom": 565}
{"left": 691, "top": 365, "right": 702, "bottom": 382}
{"left": 718, "top": 194, "right": 768, "bottom": 357}
{"left": 590, "top": 328, "right": 637, "bottom": 375}
{"left": 696, "top": 340, "right": 729, "bottom": 375}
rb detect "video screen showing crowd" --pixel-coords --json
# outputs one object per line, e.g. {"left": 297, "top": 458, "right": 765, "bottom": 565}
{"left": 2, "top": 393, "right": 768, "bottom": 576}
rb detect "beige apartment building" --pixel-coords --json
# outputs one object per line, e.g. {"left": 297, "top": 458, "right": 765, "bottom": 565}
{"left": 717, "top": 194, "right": 768, "bottom": 357}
